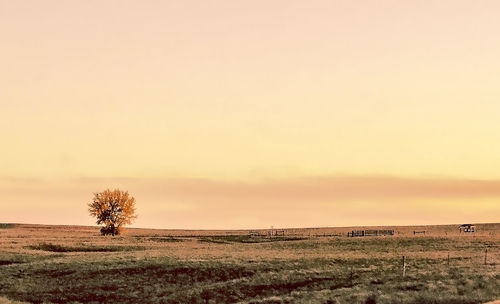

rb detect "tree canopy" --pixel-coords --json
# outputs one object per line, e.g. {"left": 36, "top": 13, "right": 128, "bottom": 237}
{"left": 88, "top": 189, "right": 137, "bottom": 236}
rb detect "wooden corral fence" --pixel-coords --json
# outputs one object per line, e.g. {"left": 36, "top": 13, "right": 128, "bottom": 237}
{"left": 249, "top": 229, "right": 286, "bottom": 237}
{"left": 347, "top": 229, "right": 394, "bottom": 237}
{"left": 249, "top": 230, "right": 261, "bottom": 237}
{"left": 318, "top": 233, "right": 343, "bottom": 237}
{"left": 413, "top": 230, "right": 426, "bottom": 235}
{"left": 268, "top": 229, "right": 285, "bottom": 237}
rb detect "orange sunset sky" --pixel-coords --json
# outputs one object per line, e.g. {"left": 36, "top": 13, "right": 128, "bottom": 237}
{"left": 1, "top": 1, "right": 499, "bottom": 229}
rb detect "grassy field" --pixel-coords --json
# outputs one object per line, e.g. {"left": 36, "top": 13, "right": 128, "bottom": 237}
{"left": 0, "top": 223, "right": 498, "bottom": 304}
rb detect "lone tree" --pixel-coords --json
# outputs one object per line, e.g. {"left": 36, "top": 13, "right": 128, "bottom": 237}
{"left": 88, "top": 189, "right": 137, "bottom": 236}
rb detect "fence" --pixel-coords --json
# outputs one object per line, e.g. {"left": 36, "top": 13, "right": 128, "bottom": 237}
{"left": 347, "top": 229, "right": 395, "bottom": 237}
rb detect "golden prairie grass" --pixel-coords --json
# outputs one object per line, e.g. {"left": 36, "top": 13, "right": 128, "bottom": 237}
{"left": 0, "top": 297, "right": 28, "bottom": 304}
{"left": 0, "top": 223, "right": 498, "bottom": 303}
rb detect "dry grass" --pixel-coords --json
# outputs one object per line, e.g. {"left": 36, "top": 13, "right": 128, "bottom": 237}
{"left": 0, "top": 296, "right": 28, "bottom": 304}
{"left": 0, "top": 223, "right": 498, "bottom": 303}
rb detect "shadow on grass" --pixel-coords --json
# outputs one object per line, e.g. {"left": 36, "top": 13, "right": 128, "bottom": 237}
{"left": 198, "top": 235, "right": 307, "bottom": 244}
{"left": 27, "top": 243, "right": 145, "bottom": 253}
{"left": 148, "top": 237, "right": 185, "bottom": 243}
{"left": 0, "top": 260, "right": 23, "bottom": 266}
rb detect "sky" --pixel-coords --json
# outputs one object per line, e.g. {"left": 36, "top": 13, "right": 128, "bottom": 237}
{"left": 1, "top": 0, "right": 499, "bottom": 229}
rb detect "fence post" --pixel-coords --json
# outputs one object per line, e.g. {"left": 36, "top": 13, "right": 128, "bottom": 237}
{"left": 402, "top": 256, "right": 406, "bottom": 277}
{"left": 484, "top": 248, "right": 488, "bottom": 265}
{"left": 447, "top": 252, "right": 450, "bottom": 267}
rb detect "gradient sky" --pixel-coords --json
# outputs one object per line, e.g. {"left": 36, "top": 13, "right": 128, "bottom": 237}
{"left": 1, "top": 0, "right": 499, "bottom": 229}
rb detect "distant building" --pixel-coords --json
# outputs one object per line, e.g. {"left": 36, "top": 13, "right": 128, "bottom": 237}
{"left": 459, "top": 224, "right": 475, "bottom": 233}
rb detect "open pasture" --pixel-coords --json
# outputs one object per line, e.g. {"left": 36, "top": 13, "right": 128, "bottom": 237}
{"left": 0, "top": 223, "right": 498, "bottom": 303}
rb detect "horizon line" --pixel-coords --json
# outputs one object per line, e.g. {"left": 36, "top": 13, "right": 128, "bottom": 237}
{"left": 3, "top": 221, "right": 498, "bottom": 231}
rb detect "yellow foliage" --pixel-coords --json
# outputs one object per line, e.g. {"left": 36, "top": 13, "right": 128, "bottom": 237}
{"left": 88, "top": 189, "right": 137, "bottom": 235}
